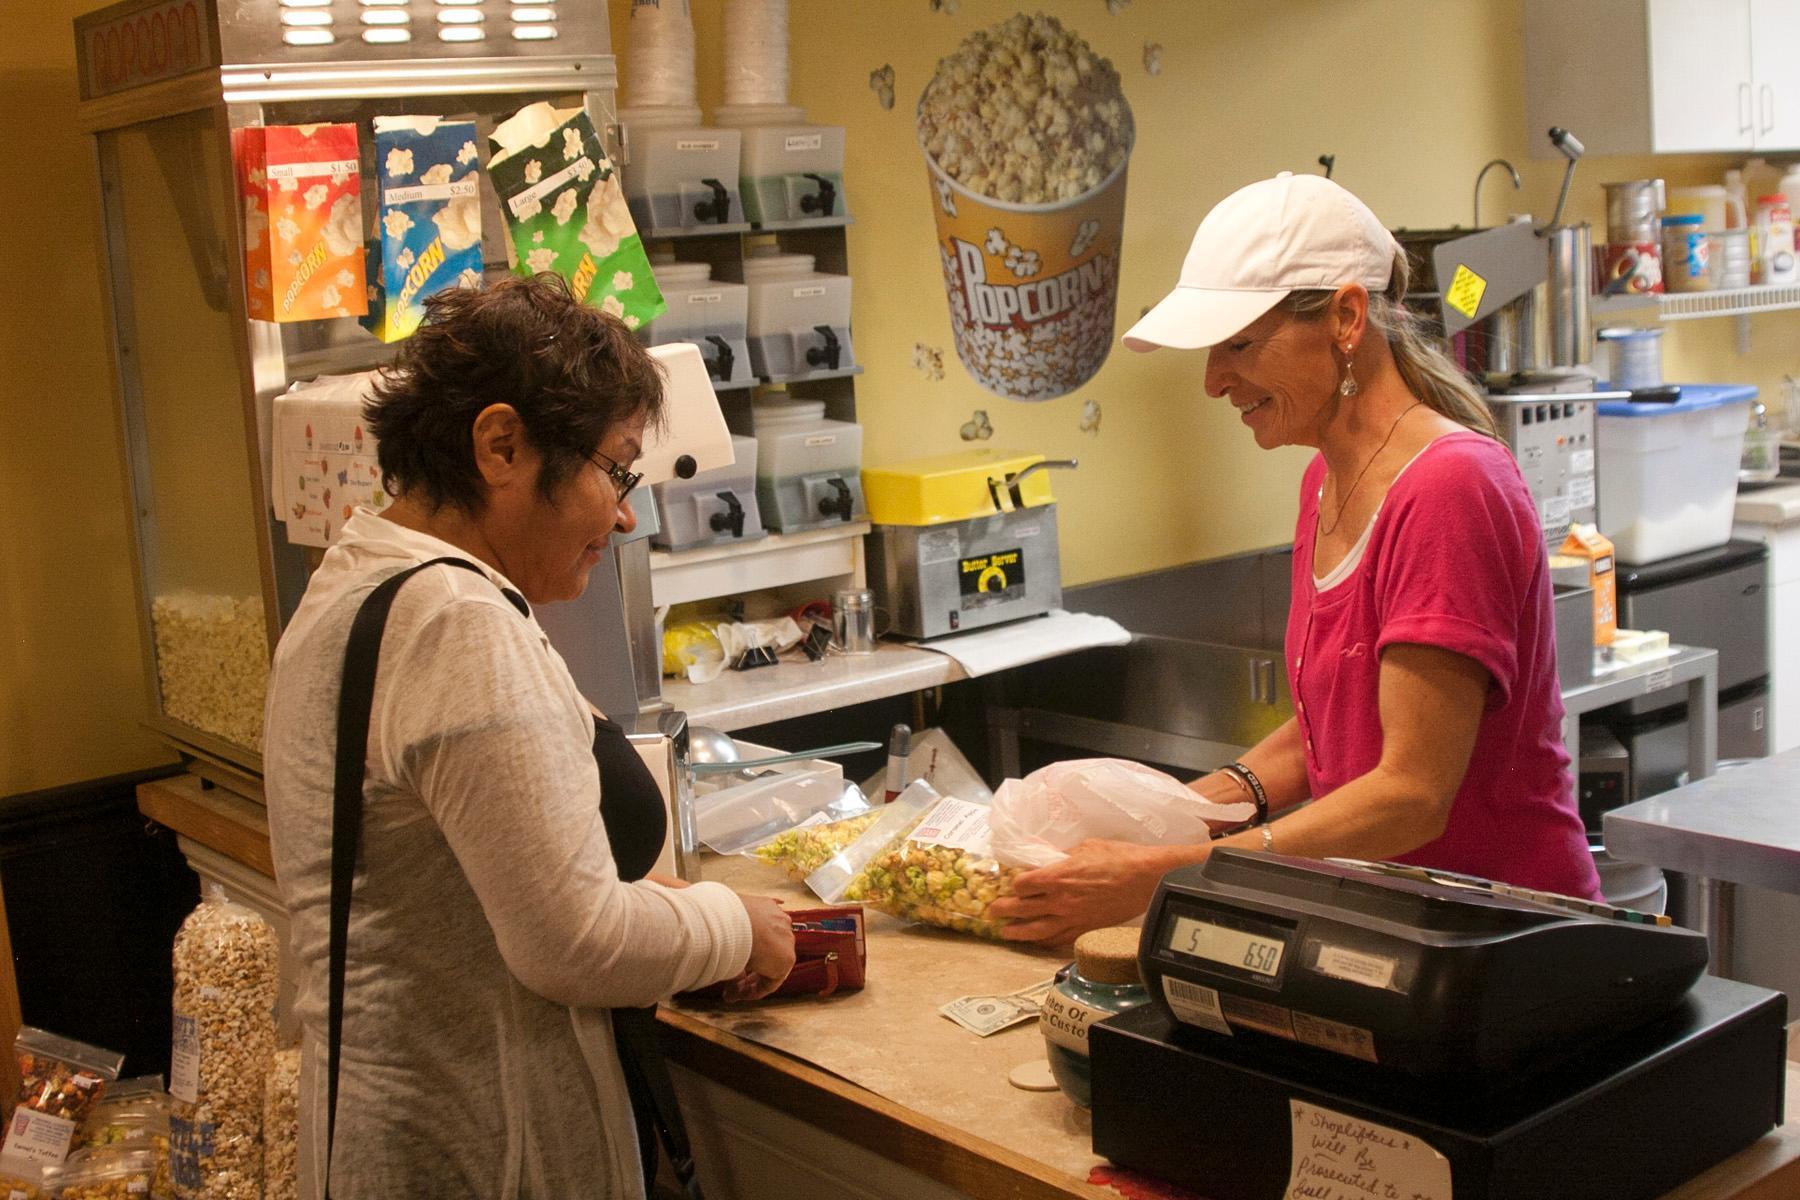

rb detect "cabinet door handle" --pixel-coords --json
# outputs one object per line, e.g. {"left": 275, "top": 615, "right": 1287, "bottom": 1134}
{"left": 1741, "top": 82, "right": 1754, "bottom": 135}
{"left": 1762, "top": 84, "right": 1775, "bottom": 135}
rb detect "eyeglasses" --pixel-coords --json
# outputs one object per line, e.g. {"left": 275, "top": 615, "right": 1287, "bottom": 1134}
{"left": 589, "top": 449, "right": 642, "bottom": 504}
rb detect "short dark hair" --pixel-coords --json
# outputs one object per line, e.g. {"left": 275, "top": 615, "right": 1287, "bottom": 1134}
{"left": 365, "top": 275, "right": 666, "bottom": 512}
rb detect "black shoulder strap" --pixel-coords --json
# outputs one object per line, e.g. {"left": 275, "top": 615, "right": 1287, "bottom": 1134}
{"left": 325, "top": 556, "right": 521, "bottom": 1191}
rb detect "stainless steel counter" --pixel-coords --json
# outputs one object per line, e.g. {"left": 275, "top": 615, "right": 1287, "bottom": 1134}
{"left": 1605, "top": 745, "right": 1800, "bottom": 977}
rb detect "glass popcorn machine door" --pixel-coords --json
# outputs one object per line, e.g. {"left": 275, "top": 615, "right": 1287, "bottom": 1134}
{"left": 76, "top": 0, "right": 620, "bottom": 785}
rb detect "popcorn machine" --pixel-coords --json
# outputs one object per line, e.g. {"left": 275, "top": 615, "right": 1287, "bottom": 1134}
{"left": 75, "top": 0, "right": 637, "bottom": 786}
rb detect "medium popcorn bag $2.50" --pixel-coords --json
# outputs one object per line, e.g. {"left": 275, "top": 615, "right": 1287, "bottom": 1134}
{"left": 233, "top": 123, "right": 368, "bottom": 323}
{"left": 487, "top": 102, "right": 665, "bottom": 328}
{"left": 362, "top": 116, "right": 485, "bottom": 342}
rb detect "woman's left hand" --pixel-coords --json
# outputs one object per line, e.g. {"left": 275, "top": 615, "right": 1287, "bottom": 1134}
{"left": 990, "top": 838, "right": 1209, "bottom": 948}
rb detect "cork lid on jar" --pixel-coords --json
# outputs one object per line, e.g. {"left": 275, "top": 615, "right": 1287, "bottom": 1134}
{"left": 1073, "top": 927, "right": 1142, "bottom": 986}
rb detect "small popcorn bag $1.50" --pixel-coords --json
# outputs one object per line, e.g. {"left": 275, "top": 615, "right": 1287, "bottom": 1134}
{"left": 234, "top": 123, "right": 369, "bottom": 323}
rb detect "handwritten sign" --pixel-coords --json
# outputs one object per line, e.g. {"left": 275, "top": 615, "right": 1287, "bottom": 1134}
{"left": 1284, "top": 1100, "right": 1450, "bottom": 1200}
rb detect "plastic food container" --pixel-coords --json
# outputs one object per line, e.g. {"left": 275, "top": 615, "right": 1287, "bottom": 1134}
{"left": 1597, "top": 326, "right": 1664, "bottom": 390}
{"left": 650, "top": 434, "right": 766, "bottom": 551}
{"left": 1597, "top": 385, "right": 1756, "bottom": 564}
{"left": 1660, "top": 215, "right": 1711, "bottom": 292}
{"left": 740, "top": 250, "right": 855, "bottom": 380}
{"left": 641, "top": 258, "right": 753, "bottom": 388}
{"left": 1708, "top": 227, "right": 1752, "bottom": 289}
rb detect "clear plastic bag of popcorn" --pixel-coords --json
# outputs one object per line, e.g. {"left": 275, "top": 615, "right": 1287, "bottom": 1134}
{"left": 169, "top": 887, "right": 279, "bottom": 1200}
{"left": 808, "top": 782, "right": 1021, "bottom": 939}
{"left": 2, "top": 1027, "right": 125, "bottom": 1170}
{"left": 0, "top": 1165, "right": 48, "bottom": 1199}
{"left": 750, "top": 809, "right": 883, "bottom": 882}
{"left": 259, "top": 1051, "right": 299, "bottom": 1200}
{"left": 44, "top": 1146, "right": 156, "bottom": 1200}
{"left": 72, "top": 1105, "right": 171, "bottom": 1200}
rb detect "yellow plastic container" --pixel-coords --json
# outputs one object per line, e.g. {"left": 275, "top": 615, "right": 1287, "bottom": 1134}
{"left": 863, "top": 450, "right": 1054, "bottom": 526}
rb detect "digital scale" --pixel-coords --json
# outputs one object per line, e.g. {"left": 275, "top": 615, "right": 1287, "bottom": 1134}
{"left": 1091, "top": 851, "right": 1788, "bottom": 1200}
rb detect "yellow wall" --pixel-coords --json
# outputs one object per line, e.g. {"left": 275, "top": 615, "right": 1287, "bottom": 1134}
{"left": 617, "top": 0, "right": 1800, "bottom": 586}
{"left": 0, "top": 0, "right": 175, "bottom": 794}
{"left": 3, "top": 2, "right": 1795, "bottom": 792}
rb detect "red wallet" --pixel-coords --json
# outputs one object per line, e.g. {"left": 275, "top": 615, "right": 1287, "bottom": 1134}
{"left": 684, "top": 905, "right": 867, "bottom": 1001}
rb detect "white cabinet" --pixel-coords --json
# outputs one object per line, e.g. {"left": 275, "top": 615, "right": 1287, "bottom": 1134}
{"left": 1525, "top": 0, "right": 1800, "bottom": 156}
{"left": 1647, "top": 0, "right": 1753, "bottom": 153}
{"left": 1751, "top": 0, "right": 1800, "bottom": 147}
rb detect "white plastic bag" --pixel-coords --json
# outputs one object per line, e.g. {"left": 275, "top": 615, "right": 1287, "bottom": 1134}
{"left": 987, "top": 758, "right": 1254, "bottom": 869}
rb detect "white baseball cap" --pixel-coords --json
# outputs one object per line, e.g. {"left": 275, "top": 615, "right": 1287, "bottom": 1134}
{"left": 1123, "top": 171, "right": 1400, "bottom": 352}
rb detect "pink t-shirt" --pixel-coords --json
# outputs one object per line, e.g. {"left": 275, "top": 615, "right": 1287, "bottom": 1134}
{"left": 1286, "top": 431, "right": 1602, "bottom": 900}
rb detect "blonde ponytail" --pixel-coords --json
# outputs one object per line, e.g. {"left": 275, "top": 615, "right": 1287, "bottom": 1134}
{"left": 1282, "top": 250, "right": 1498, "bottom": 439}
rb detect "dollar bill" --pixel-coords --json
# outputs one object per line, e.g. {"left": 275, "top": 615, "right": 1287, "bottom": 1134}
{"left": 939, "top": 978, "right": 1056, "bottom": 1037}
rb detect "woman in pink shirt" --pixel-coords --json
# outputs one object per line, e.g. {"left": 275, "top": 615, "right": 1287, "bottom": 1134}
{"left": 991, "top": 173, "right": 1602, "bottom": 945}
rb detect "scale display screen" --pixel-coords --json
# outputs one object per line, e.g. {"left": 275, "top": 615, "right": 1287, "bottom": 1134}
{"left": 1168, "top": 913, "right": 1287, "bottom": 977}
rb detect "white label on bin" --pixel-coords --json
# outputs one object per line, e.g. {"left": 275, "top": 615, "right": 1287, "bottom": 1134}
{"left": 676, "top": 139, "right": 720, "bottom": 151}
{"left": 0, "top": 1110, "right": 78, "bottom": 1168}
{"left": 803, "top": 434, "right": 837, "bottom": 447}
{"left": 1291, "top": 1012, "right": 1380, "bottom": 1063}
{"left": 1313, "top": 945, "right": 1397, "bottom": 990}
{"left": 1161, "top": 977, "right": 1231, "bottom": 1035}
{"left": 686, "top": 291, "right": 724, "bottom": 305}
{"left": 1570, "top": 448, "right": 1595, "bottom": 473}
{"left": 1569, "top": 473, "right": 1596, "bottom": 508}
{"left": 171, "top": 1010, "right": 201, "bottom": 1103}
{"left": 785, "top": 134, "right": 823, "bottom": 152}
{"left": 1284, "top": 1101, "right": 1450, "bottom": 1200}
{"left": 791, "top": 285, "right": 827, "bottom": 299}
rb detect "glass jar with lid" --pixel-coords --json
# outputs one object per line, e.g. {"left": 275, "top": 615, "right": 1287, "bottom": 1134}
{"left": 1041, "top": 927, "right": 1151, "bottom": 1108}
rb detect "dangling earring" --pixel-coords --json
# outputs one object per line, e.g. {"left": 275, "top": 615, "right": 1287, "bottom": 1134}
{"left": 1338, "top": 343, "right": 1359, "bottom": 397}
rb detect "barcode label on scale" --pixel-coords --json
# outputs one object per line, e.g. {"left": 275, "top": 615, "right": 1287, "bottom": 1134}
{"left": 1162, "top": 977, "right": 1231, "bottom": 1035}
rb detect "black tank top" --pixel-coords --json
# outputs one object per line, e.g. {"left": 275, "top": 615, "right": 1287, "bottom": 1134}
{"left": 590, "top": 715, "right": 666, "bottom": 884}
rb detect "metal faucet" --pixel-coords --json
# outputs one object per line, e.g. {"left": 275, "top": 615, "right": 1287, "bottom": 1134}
{"left": 1473, "top": 158, "right": 1522, "bottom": 229}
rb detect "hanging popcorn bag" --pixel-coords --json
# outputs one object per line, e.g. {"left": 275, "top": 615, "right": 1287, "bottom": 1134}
{"left": 233, "top": 124, "right": 369, "bottom": 323}
{"left": 487, "top": 102, "right": 666, "bottom": 329}
{"left": 361, "top": 116, "right": 485, "bottom": 343}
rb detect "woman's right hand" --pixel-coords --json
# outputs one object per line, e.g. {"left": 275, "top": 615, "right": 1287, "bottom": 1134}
{"left": 725, "top": 893, "right": 796, "bottom": 1001}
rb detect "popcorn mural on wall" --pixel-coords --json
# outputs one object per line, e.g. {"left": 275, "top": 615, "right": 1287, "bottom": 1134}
{"left": 917, "top": 13, "right": 1135, "bottom": 402}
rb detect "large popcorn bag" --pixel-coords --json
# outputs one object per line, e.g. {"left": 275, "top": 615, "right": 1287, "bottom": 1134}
{"left": 808, "top": 782, "right": 1022, "bottom": 940}
{"left": 488, "top": 102, "right": 665, "bottom": 328}
{"left": 917, "top": 14, "right": 1134, "bottom": 401}
{"left": 361, "top": 116, "right": 485, "bottom": 342}
{"left": 233, "top": 124, "right": 368, "bottom": 323}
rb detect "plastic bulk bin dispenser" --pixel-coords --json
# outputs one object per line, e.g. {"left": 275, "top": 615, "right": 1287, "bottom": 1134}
{"left": 741, "top": 250, "right": 855, "bottom": 382}
{"left": 864, "top": 449, "right": 1071, "bottom": 639}
{"left": 714, "top": 103, "right": 849, "bottom": 230}
{"left": 618, "top": 106, "right": 751, "bottom": 236}
{"left": 751, "top": 399, "right": 866, "bottom": 533}
{"left": 1597, "top": 384, "right": 1755, "bottom": 565}
{"left": 642, "top": 259, "right": 754, "bottom": 389}
{"left": 651, "top": 434, "right": 767, "bottom": 552}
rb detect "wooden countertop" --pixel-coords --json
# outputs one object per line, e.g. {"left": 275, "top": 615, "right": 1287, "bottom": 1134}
{"left": 139, "top": 776, "right": 1800, "bottom": 1200}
